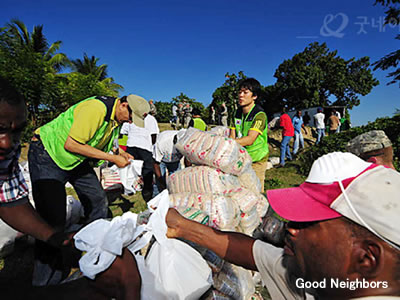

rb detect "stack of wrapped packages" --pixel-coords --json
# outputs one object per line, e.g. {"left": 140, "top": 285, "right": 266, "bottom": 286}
{"left": 167, "top": 127, "right": 269, "bottom": 300}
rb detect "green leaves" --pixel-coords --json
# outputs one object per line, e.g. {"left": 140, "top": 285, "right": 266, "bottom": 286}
{"left": 0, "top": 19, "right": 124, "bottom": 141}
{"left": 373, "top": 0, "right": 400, "bottom": 86}
{"left": 297, "top": 114, "right": 400, "bottom": 175}
{"left": 273, "top": 42, "right": 378, "bottom": 111}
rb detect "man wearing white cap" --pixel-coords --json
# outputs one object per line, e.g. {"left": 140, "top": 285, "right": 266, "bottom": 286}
{"left": 29, "top": 94, "right": 150, "bottom": 286}
{"left": 166, "top": 152, "right": 400, "bottom": 299}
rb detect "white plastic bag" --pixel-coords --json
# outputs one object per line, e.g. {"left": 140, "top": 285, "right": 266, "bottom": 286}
{"left": 75, "top": 190, "right": 212, "bottom": 300}
{"left": 142, "top": 191, "right": 213, "bottom": 300}
{"left": 118, "top": 160, "right": 144, "bottom": 194}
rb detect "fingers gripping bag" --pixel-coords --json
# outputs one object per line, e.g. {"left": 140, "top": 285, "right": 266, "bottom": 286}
{"left": 74, "top": 190, "right": 212, "bottom": 300}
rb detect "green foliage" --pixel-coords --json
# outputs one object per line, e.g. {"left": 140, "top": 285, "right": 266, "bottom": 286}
{"left": 154, "top": 101, "right": 173, "bottom": 122}
{"left": 273, "top": 42, "right": 379, "bottom": 110}
{"left": 264, "top": 178, "right": 283, "bottom": 188}
{"left": 211, "top": 71, "right": 247, "bottom": 124}
{"left": 0, "top": 19, "right": 123, "bottom": 140}
{"left": 373, "top": 1, "right": 400, "bottom": 86}
{"left": 297, "top": 114, "right": 400, "bottom": 175}
{"left": 71, "top": 53, "right": 108, "bottom": 81}
{"left": 155, "top": 93, "right": 205, "bottom": 123}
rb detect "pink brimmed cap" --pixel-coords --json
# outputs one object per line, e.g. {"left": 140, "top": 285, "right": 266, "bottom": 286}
{"left": 267, "top": 152, "right": 400, "bottom": 247}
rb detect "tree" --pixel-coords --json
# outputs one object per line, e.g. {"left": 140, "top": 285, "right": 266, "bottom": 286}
{"left": 154, "top": 93, "right": 206, "bottom": 123}
{"left": 71, "top": 53, "right": 108, "bottom": 81}
{"left": 0, "top": 19, "right": 123, "bottom": 140}
{"left": 261, "top": 84, "right": 284, "bottom": 120}
{"left": 0, "top": 19, "right": 70, "bottom": 127}
{"left": 273, "top": 42, "right": 379, "bottom": 111}
{"left": 5, "top": 19, "right": 69, "bottom": 71}
{"left": 373, "top": 0, "right": 400, "bottom": 86}
{"left": 154, "top": 101, "right": 173, "bottom": 122}
{"left": 211, "top": 71, "right": 248, "bottom": 124}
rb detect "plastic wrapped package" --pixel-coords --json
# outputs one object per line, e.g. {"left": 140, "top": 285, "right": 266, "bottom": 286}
{"left": 237, "top": 166, "right": 261, "bottom": 195}
{"left": 170, "top": 193, "right": 240, "bottom": 230}
{"left": 169, "top": 193, "right": 195, "bottom": 208}
{"left": 238, "top": 207, "right": 261, "bottom": 236}
{"left": 210, "top": 126, "right": 231, "bottom": 137}
{"left": 176, "top": 206, "right": 210, "bottom": 226}
{"left": 185, "top": 242, "right": 225, "bottom": 274}
{"left": 229, "top": 187, "right": 259, "bottom": 214}
{"left": 176, "top": 128, "right": 252, "bottom": 176}
{"left": 210, "top": 196, "right": 240, "bottom": 230}
{"left": 184, "top": 241, "right": 255, "bottom": 300}
{"left": 169, "top": 193, "right": 240, "bottom": 230}
{"left": 203, "top": 290, "right": 231, "bottom": 300}
{"left": 256, "top": 193, "right": 269, "bottom": 218}
{"left": 167, "top": 166, "right": 240, "bottom": 194}
{"left": 212, "top": 262, "right": 255, "bottom": 300}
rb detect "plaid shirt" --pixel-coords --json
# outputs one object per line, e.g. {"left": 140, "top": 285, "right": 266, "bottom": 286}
{"left": 0, "top": 149, "right": 29, "bottom": 204}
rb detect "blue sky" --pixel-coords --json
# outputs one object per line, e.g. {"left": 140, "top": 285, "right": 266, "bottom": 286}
{"left": 1, "top": 0, "right": 399, "bottom": 126}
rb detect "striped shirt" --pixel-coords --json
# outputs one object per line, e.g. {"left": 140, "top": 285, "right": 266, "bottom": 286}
{"left": 0, "top": 149, "right": 29, "bottom": 205}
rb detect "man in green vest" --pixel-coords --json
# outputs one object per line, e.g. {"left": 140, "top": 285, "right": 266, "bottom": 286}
{"left": 230, "top": 78, "right": 269, "bottom": 192}
{"left": 28, "top": 94, "right": 150, "bottom": 286}
{"left": 188, "top": 107, "right": 207, "bottom": 131}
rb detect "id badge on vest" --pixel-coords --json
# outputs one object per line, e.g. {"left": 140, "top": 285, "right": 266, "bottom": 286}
{"left": 235, "top": 119, "right": 243, "bottom": 138}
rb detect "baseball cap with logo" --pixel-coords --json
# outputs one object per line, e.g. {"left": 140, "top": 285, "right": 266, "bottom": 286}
{"left": 267, "top": 152, "right": 400, "bottom": 250}
{"left": 126, "top": 94, "right": 150, "bottom": 127}
{"left": 346, "top": 130, "right": 392, "bottom": 156}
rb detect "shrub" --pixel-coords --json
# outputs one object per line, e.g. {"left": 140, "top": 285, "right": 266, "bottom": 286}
{"left": 297, "top": 115, "right": 400, "bottom": 175}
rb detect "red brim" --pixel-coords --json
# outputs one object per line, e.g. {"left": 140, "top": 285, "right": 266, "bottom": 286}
{"left": 266, "top": 183, "right": 342, "bottom": 222}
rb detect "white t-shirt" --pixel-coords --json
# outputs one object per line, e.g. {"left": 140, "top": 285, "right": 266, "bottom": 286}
{"left": 153, "top": 130, "right": 182, "bottom": 163}
{"left": 120, "top": 114, "right": 159, "bottom": 152}
{"left": 313, "top": 112, "right": 325, "bottom": 129}
{"left": 253, "top": 240, "right": 315, "bottom": 300}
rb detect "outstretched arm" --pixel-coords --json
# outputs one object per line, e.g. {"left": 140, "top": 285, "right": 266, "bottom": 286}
{"left": 0, "top": 201, "right": 55, "bottom": 242}
{"left": 166, "top": 208, "right": 257, "bottom": 271}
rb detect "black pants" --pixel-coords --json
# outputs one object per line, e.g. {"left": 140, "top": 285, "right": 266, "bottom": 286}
{"left": 28, "top": 139, "right": 108, "bottom": 286}
{"left": 126, "top": 147, "right": 154, "bottom": 202}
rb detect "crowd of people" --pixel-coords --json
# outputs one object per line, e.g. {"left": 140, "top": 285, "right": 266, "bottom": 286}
{"left": 0, "top": 74, "right": 399, "bottom": 299}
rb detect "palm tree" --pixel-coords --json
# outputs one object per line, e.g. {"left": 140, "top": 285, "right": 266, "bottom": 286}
{"left": 6, "top": 18, "right": 69, "bottom": 71}
{"left": 71, "top": 53, "right": 122, "bottom": 94}
{"left": 71, "top": 53, "right": 108, "bottom": 81}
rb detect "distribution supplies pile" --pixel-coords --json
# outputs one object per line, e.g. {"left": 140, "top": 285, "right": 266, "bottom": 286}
{"left": 167, "top": 127, "right": 269, "bottom": 299}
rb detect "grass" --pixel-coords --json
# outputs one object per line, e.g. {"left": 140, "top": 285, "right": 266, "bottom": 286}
{"left": 264, "top": 161, "right": 306, "bottom": 190}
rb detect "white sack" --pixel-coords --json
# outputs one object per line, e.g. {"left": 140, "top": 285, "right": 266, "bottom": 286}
{"left": 167, "top": 166, "right": 239, "bottom": 194}
{"left": 118, "top": 160, "right": 143, "bottom": 194}
{"left": 176, "top": 128, "right": 252, "bottom": 176}
{"left": 75, "top": 190, "right": 212, "bottom": 300}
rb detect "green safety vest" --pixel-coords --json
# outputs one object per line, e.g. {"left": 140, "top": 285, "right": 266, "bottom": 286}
{"left": 193, "top": 118, "right": 207, "bottom": 131}
{"left": 39, "top": 96, "right": 121, "bottom": 170}
{"left": 234, "top": 104, "right": 269, "bottom": 162}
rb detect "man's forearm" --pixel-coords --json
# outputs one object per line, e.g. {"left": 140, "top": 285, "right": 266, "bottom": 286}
{"left": 0, "top": 202, "right": 55, "bottom": 242}
{"left": 177, "top": 218, "right": 257, "bottom": 270}
{"left": 65, "top": 136, "right": 115, "bottom": 162}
